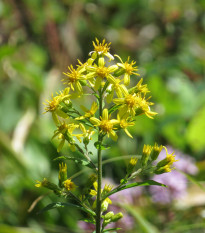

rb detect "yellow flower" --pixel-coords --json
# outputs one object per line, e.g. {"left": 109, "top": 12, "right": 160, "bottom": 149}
{"left": 44, "top": 88, "right": 73, "bottom": 125}
{"left": 62, "top": 65, "right": 86, "bottom": 93}
{"left": 44, "top": 94, "right": 60, "bottom": 113}
{"left": 106, "top": 75, "right": 128, "bottom": 103}
{"left": 90, "top": 182, "right": 112, "bottom": 211}
{"left": 64, "top": 179, "right": 77, "bottom": 191}
{"left": 116, "top": 114, "right": 135, "bottom": 138}
{"left": 52, "top": 122, "right": 79, "bottom": 152}
{"left": 76, "top": 102, "right": 98, "bottom": 120}
{"left": 155, "top": 165, "right": 173, "bottom": 174}
{"left": 141, "top": 144, "right": 153, "bottom": 166}
{"left": 113, "top": 92, "right": 157, "bottom": 118}
{"left": 76, "top": 123, "right": 95, "bottom": 145}
{"left": 115, "top": 55, "right": 140, "bottom": 86}
{"left": 89, "top": 38, "right": 114, "bottom": 61}
{"left": 151, "top": 143, "right": 163, "bottom": 161}
{"left": 157, "top": 146, "right": 178, "bottom": 168}
{"left": 86, "top": 57, "right": 118, "bottom": 90}
{"left": 129, "top": 78, "right": 150, "bottom": 95}
{"left": 90, "top": 108, "right": 118, "bottom": 141}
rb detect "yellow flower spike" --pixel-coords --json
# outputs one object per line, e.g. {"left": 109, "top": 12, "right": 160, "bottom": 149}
{"left": 64, "top": 179, "right": 77, "bottom": 191}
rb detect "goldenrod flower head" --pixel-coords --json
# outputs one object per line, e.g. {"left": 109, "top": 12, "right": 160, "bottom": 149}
{"left": 157, "top": 146, "right": 178, "bottom": 168}
{"left": 129, "top": 157, "right": 138, "bottom": 166}
{"left": 151, "top": 143, "right": 163, "bottom": 161}
{"left": 76, "top": 123, "right": 95, "bottom": 144}
{"left": 130, "top": 78, "right": 150, "bottom": 95}
{"left": 62, "top": 65, "right": 85, "bottom": 93}
{"left": 76, "top": 102, "right": 98, "bottom": 120}
{"left": 86, "top": 59, "right": 118, "bottom": 90}
{"left": 141, "top": 144, "right": 153, "bottom": 167}
{"left": 52, "top": 122, "right": 79, "bottom": 152}
{"left": 90, "top": 38, "right": 114, "bottom": 61}
{"left": 143, "top": 144, "right": 153, "bottom": 156}
{"left": 103, "top": 184, "right": 113, "bottom": 193}
{"left": 90, "top": 109, "right": 118, "bottom": 141}
{"left": 114, "top": 93, "right": 140, "bottom": 116}
{"left": 127, "top": 157, "right": 138, "bottom": 174}
{"left": 116, "top": 114, "right": 135, "bottom": 138}
{"left": 44, "top": 94, "right": 60, "bottom": 113}
{"left": 115, "top": 55, "right": 140, "bottom": 85}
{"left": 154, "top": 165, "right": 173, "bottom": 174}
{"left": 64, "top": 179, "right": 77, "bottom": 191}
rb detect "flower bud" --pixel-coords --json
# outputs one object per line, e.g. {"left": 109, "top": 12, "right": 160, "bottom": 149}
{"left": 104, "top": 211, "right": 114, "bottom": 220}
{"left": 58, "top": 163, "right": 67, "bottom": 188}
{"left": 35, "top": 178, "right": 60, "bottom": 192}
{"left": 111, "top": 212, "right": 123, "bottom": 222}
{"left": 141, "top": 145, "right": 152, "bottom": 167}
{"left": 101, "top": 198, "right": 112, "bottom": 212}
{"left": 126, "top": 157, "right": 138, "bottom": 174}
{"left": 151, "top": 143, "right": 163, "bottom": 161}
{"left": 63, "top": 179, "right": 77, "bottom": 191}
{"left": 154, "top": 165, "right": 172, "bottom": 174}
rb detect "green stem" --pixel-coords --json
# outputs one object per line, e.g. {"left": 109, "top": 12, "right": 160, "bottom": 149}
{"left": 96, "top": 88, "right": 103, "bottom": 233}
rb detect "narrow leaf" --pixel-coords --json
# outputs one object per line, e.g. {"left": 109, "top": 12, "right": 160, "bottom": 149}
{"left": 54, "top": 156, "right": 94, "bottom": 169}
{"left": 102, "top": 180, "right": 166, "bottom": 200}
{"left": 38, "top": 202, "right": 96, "bottom": 216}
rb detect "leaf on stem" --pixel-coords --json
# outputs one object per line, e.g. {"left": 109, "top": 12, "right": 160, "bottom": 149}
{"left": 102, "top": 180, "right": 166, "bottom": 200}
{"left": 54, "top": 156, "right": 95, "bottom": 169}
{"left": 37, "top": 202, "right": 96, "bottom": 216}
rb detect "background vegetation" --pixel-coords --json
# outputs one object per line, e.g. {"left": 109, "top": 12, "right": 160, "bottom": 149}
{"left": 0, "top": 0, "right": 205, "bottom": 232}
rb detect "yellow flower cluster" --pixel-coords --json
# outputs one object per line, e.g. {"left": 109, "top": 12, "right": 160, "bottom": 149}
{"left": 44, "top": 38, "right": 157, "bottom": 150}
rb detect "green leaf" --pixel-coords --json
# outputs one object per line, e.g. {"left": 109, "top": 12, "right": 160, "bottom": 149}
{"left": 54, "top": 156, "right": 94, "bottom": 169}
{"left": 38, "top": 202, "right": 96, "bottom": 216}
{"left": 102, "top": 180, "right": 166, "bottom": 200}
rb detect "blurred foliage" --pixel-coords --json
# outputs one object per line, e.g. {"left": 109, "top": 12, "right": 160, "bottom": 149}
{"left": 0, "top": 0, "right": 205, "bottom": 232}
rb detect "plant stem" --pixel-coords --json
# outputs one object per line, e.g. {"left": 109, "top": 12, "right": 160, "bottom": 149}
{"left": 96, "top": 88, "right": 103, "bottom": 233}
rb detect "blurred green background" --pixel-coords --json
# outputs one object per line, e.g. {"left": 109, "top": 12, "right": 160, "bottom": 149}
{"left": 0, "top": 0, "right": 205, "bottom": 232}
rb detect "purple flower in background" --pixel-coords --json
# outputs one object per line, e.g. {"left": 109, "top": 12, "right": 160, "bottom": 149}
{"left": 150, "top": 170, "right": 187, "bottom": 203}
{"left": 150, "top": 146, "right": 198, "bottom": 204}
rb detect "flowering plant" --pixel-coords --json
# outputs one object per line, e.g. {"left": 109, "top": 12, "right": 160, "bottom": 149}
{"left": 35, "top": 38, "right": 177, "bottom": 233}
